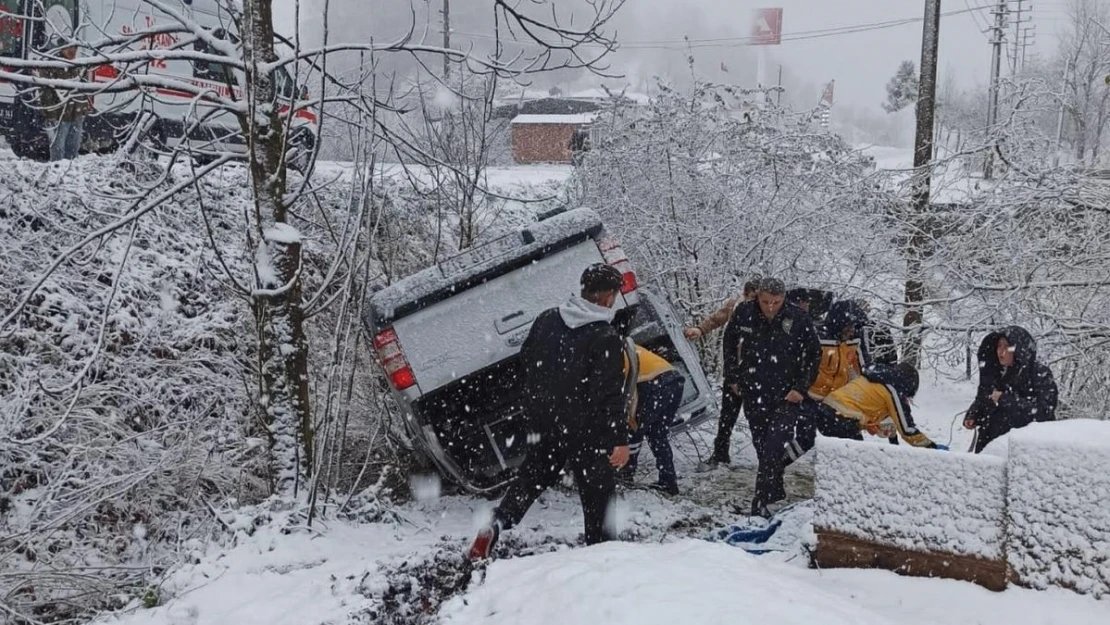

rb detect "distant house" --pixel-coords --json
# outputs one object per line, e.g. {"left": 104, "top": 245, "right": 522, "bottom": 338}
{"left": 510, "top": 113, "right": 598, "bottom": 164}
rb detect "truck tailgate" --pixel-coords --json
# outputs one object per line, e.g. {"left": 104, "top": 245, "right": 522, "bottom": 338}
{"left": 391, "top": 241, "right": 606, "bottom": 394}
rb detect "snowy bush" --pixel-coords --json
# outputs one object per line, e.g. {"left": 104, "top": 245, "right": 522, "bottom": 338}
{"left": 813, "top": 437, "right": 1007, "bottom": 560}
{"left": 0, "top": 159, "right": 260, "bottom": 620}
{"left": 570, "top": 78, "right": 895, "bottom": 371}
{"left": 1005, "top": 420, "right": 1110, "bottom": 597}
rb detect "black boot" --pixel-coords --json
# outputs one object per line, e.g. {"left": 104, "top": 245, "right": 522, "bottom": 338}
{"left": 651, "top": 480, "right": 680, "bottom": 496}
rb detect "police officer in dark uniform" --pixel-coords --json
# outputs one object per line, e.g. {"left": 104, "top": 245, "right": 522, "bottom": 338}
{"left": 723, "top": 277, "right": 821, "bottom": 517}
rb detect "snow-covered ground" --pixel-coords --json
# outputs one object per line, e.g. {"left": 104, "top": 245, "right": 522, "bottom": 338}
{"left": 96, "top": 372, "right": 1109, "bottom": 625}
{"left": 441, "top": 539, "right": 1107, "bottom": 625}
{"left": 312, "top": 160, "right": 575, "bottom": 190}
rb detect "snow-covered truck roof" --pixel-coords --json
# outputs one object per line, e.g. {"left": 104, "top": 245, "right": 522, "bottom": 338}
{"left": 367, "top": 207, "right": 604, "bottom": 329}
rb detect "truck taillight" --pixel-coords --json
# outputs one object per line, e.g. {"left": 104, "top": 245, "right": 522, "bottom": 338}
{"left": 373, "top": 328, "right": 417, "bottom": 391}
{"left": 598, "top": 237, "right": 638, "bottom": 294}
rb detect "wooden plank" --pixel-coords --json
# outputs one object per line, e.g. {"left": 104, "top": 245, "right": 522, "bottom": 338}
{"left": 814, "top": 529, "right": 1008, "bottom": 592}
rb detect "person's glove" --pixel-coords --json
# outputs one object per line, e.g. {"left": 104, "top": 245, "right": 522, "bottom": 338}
{"left": 933, "top": 444, "right": 949, "bottom": 451}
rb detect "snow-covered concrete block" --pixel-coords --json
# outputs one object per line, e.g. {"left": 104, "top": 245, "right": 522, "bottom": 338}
{"left": 814, "top": 437, "right": 1008, "bottom": 560}
{"left": 1005, "top": 420, "right": 1110, "bottom": 598}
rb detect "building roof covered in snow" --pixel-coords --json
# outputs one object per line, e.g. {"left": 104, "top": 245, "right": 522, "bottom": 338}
{"left": 510, "top": 113, "right": 599, "bottom": 125}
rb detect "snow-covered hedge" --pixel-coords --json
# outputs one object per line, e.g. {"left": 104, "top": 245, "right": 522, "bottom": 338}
{"left": 1005, "top": 420, "right": 1110, "bottom": 597}
{"left": 0, "top": 158, "right": 262, "bottom": 620}
{"left": 814, "top": 437, "right": 1008, "bottom": 560}
{"left": 815, "top": 423, "right": 1110, "bottom": 597}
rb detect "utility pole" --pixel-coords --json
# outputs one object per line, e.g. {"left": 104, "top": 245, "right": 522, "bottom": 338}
{"left": 1019, "top": 24, "right": 1036, "bottom": 70}
{"left": 442, "top": 0, "right": 451, "bottom": 79}
{"left": 777, "top": 65, "right": 783, "bottom": 107}
{"left": 984, "top": 0, "right": 1007, "bottom": 179}
{"left": 1007, "top": 0, "right": 1035, "bottom": 74}
{"left": 903, "top": 0, "right": 942, "bottom": 367}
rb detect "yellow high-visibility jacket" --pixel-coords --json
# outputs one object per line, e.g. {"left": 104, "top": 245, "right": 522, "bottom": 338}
{"left": 635, "top": 346, "right": 674, "bottom": 383}
{"left": 823, "top": 376, "right": 934, "bottom": 447}
{"left": 622, "top": 344, "right": 675, "bottom": 430}
{"left": 809, "top": 339, "right": 864, "bottom": 400}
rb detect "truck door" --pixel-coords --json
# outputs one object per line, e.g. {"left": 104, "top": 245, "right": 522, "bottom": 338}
{"left": 630, "top": 289, "right": 717, "bottom": 434}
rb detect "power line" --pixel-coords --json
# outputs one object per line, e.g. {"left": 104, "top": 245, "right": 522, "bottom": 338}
{"left": 965, "top": 0, "right": 992, "bottom": 32}
{"left": 453, "top": 6, "right": 992, "bottom": 51}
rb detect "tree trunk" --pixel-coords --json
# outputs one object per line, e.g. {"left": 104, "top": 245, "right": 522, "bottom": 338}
{"left": 243, "top": 0, "right": 314, "bottom": 498}
{"left": 903, "top": 0, "right": 941, "bottom": 368}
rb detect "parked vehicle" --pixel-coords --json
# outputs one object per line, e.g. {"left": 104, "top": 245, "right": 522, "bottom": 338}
{"left": 0, "top": 0, "right": 316, "bottom": 169}
{"left": 365, "top": 207, "right": 717, "bottom": 492}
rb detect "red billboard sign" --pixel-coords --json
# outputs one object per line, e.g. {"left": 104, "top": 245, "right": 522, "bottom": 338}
{"left": 751, "top": 8, "right": 783, "bottom": 46}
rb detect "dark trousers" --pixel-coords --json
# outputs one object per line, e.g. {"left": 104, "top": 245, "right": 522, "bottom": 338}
{"left": 711, "top": 386, "right": 744, "bottom": 461}
{"left": 748, "top": 397, "right": 802, "bottom": 508}
{"left": 785, "top": 401, "right": 862, "bottom": 463}
{"left": 796, "top": 396, "right": 895, "bottom": 451}
{"left": 496, "top": 437, "right": 617, "bottom": 545}
{"left": 793, "top": 398, "right": 823, "bottom": 455}
{"left": 972, "top": 404, "right": 1031, "bottom": 453}
{"left": 630, "top": 372, "right": 683, "bottom": 487}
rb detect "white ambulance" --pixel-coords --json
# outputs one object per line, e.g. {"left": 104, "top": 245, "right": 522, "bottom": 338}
{"left": 0, "top": 0, "right": 316, "bottom": 169}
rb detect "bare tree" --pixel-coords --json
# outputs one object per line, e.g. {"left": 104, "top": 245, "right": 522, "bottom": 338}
{"left": 1059, "top": 0, "right": 1110, "bottom": 165}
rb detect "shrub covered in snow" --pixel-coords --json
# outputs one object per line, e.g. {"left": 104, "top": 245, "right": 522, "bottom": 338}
{"left": 814, "top": 437, "right": 1007, "bottom": 560}
{"left": 569, "top": 79, "right": 896, "bottom": 373}
{"left": 1005, "top": 420, "right": 1110, "bottom": 597}
{"left": 0, "top": 158, "right": 262, "bottom": 620}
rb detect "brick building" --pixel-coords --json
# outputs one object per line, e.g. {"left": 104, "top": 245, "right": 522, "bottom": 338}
{"left": 509, "top": 113, "right": 597, "bottom": 164}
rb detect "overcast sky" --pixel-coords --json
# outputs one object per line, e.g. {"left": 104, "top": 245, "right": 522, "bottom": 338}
{"left": 279, "top": 0, "right": 1067, "bottom": 112}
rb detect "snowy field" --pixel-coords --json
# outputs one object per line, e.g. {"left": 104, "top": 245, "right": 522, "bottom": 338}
{"left": 312, "top": 160, "right": 576, "bottom": 190}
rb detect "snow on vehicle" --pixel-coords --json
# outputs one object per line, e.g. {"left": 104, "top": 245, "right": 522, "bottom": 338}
{"left": 0, "top": 0, "right": 316, "bottom": 168}
{"left": 365, "top": 207, "right": 717, "bottom": 492}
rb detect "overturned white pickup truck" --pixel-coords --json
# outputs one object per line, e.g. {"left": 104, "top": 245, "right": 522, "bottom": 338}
{"left": 365, "top": 208, "right": 716, "bottom": 492}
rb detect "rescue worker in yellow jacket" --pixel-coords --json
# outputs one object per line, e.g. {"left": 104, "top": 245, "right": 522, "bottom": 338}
{"left": 620, "top": 342, "right": 685, "bottom": 495}
{"left": 785, "top": 362, "right": 947, "bottom": 462}
{"left": 790, "top": 300, "right": 868, "bottom": 460}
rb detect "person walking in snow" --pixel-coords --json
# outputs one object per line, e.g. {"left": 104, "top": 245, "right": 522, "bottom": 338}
{"left": 38, "top": 39, "right": 91, "bottom": 161}
{"left": 683, "top": 275, "right": 761, "bottom": 466}
{"left": 620, "top": 343, "right": 685, "bottom": 495}
{"left": 468, "top": 264, "right": 631, "bottom": 561}
{"left": 963, "top": 326, "right": 1057, "bottom": 453}
{"left": 790, "top": 300, "right": 870, "bottom": 460}
{"left": 783, "top": 362, "right": 947, "bottom": 467}
{"left": 722, "top": 277, "right": 821, "bottom": 518}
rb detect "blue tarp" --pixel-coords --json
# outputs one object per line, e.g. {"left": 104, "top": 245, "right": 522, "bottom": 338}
{"left": 708, "top": 501, "right": 809, "bottom": 555}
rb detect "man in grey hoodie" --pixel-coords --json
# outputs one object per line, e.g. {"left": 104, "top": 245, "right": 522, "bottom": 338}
{"left": 468, "top": 264, "right": 631, "bottom": 560}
